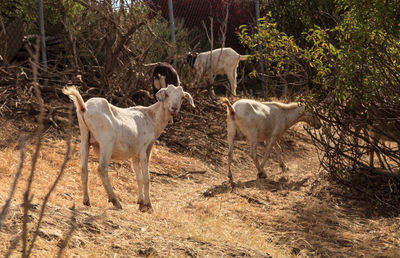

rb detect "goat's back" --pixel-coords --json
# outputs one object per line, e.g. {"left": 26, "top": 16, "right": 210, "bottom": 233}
{"left": 233, "top": 99, "right": 297, "bottom": 119}
{"left": 195, "top": 47, "right": 240, "bottom": 74}
{"left": 231, "top": 99, "right": 291, "bottom": 141}
{"left": 83, "top": 98, "right": 154, "bottom": 159}
{"left": 197, "top": 47, "right": 238, "bottom": 57}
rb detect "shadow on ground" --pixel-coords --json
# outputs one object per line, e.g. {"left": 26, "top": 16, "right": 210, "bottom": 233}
{"left": 203, "top": 177, "right": 308, "bottom": 198}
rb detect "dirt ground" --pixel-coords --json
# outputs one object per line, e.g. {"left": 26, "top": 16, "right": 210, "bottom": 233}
{"left": 0, "top": 116, "right": 399, "bottom": 257}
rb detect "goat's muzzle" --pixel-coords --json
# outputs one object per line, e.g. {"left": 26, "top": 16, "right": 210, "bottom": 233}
{"left": 170, "top": 107, "right": 179, "bottom": 115}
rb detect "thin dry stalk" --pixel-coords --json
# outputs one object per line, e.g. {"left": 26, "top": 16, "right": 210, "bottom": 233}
{"left": 219, "top": 0, "right": 232, "bottom": 48}
{"left": 203, "top": 17, "right": 215, "bottom": 85}
{"left": 200, "top": 2, "right": 231, "bottom": 95}
{"left": 26, "top": 105, "right": 74, "bottom": 256}
{"left": 57, "top": 0, "right": 79, "bottom": 69}
{"left": 200, "top": 18, "right": 218, "bottom": 97}
{"left": 22, "top": 38, "right": 43, "bottom": 258}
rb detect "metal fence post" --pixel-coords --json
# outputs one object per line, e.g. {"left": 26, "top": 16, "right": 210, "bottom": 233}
{"left": 38, "top": 0, "right": 48, "bottom": 71}
{"left": 254, "top": 0, "right": 265, "bottom": 95}
{"left": 168, "top": 0, "right": 176, "bottom": 68}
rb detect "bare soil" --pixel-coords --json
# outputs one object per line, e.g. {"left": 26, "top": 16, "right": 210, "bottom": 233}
{"left": 0, "top": 114, "right": 399, "bottom": 257}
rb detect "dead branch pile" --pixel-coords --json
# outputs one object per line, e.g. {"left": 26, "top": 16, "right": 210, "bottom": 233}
{"left": 0, "top": 62, "right": 236, "bottom": 169}
{"left": 306, "top": 87, "right": 400, "bottom": 213}
{"left": 1, "top": 0, "right": 181, "bottom": 135}
{"left": 0, "top": 63, "right": 152, "bottom": 136}
{"left": 159, "top": 92, "right": 228, "bottom": 165}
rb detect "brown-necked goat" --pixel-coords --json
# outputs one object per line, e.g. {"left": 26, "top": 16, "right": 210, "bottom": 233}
{"left": 63, "top": 85, "right": 195, "bottom": 211}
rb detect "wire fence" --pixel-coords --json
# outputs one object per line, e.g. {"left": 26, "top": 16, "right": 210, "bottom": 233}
{"left": 0, "top": 0, "right": 267, "bottom": 97}
{"left": 151, "top": 0, "right": 261, "bottom": 52}
{"left": 1, "top": 0, "right": 263, "bottom": 66}
{"left": 0, "top": 17, "right": 25, "bottom": 64}
{"left": 153, "top": 0, "right": 266, "bottom": 94}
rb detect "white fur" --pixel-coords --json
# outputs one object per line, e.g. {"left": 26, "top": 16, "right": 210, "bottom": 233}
{"left": 221, "top": 98, "right": 320, "bottom": 181}
{"left": 63, "top": 85, "right": 195, "bottom": 211}
{"left": 153, "top": 75, "right": 165, "bottom": 90}
{"left": 192, "top": 48, "right": 249, "bottom": 96}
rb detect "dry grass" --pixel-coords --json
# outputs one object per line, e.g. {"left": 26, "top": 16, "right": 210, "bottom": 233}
{"left": 0, "top": 119, "right": 400, "bottom": 257}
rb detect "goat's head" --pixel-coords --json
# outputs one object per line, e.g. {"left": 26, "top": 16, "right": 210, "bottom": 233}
{"left": 156, "top": 84, "right": 195, "bottom": 115}
{"left": 299, "top": 105, "right": 322, "bottom": 129}
{"left": 303, "top": 110, "right": 322, "bottom": 129}
{"left": 186, "top": 52, "right": 198, "bottom": 68}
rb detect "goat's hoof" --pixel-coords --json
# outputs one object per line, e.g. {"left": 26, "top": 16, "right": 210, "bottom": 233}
{"left": 257, "top": 172, "right": 267, "bottom": 179}
{"left": 139, "top": 203, "right": 153, "bottom": 213}
{"left": 83, "top": 200, "right": 91, "bottom": 207}
{"left": 109, "top": 198, "right": 122, "bottom": 209}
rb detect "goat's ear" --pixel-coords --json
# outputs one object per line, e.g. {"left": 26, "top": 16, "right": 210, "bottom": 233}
{"left": 156, "top": 88, "right": 167, "bottom": 102}
{"left": 184, "top": 91, "right": 195, "bottom": 108}
{"left": 186, "top": 52, "right": 198, "bottom": 66}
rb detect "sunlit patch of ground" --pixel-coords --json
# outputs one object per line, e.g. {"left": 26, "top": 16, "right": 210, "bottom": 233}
{"left": 0, "top": 119, "right": 399, "bottom": 257}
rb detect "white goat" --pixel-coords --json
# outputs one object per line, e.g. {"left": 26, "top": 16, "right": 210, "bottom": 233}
{"left": 187, "top": 47, "right": 249, "bottom": 96}
{"left": 221, "top": 97, "right": 321, "bottom": 182}
{"left": 63, "top": 85, "right": 195, "bottom": 211}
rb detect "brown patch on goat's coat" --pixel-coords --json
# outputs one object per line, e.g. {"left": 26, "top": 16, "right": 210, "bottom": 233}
{"left": 147, "top": 108, "right": 156, "bottom": 121}
{"left": 220, "top": 97, "right": 235, "bottom": 120}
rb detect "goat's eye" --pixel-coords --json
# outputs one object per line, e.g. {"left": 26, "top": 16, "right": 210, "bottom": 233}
{"left": 165, "top": 93, "right": 169, "bottom": 98}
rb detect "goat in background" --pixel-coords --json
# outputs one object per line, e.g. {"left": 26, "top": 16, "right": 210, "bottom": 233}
{"left": 187, "top": 48, "right": 250, "bottom": 97}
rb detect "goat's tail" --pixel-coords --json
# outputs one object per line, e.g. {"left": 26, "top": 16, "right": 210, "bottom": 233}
{"left": 239, "top": 55, "right": 251, "bottom": 61}
{"left": 62, "top": 86, "right": 86, "bottom": 115}
{"left": 220, "top": 97, "right": 235, "bottom": 120}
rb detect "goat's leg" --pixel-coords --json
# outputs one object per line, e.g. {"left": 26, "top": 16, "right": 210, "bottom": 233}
{"left": 206, "top": 77, "right": 216, "bottom": 99}
{"left": 275, "top": 142, "right": 288, "bottom": 172}
{"left": 131, "top": 160, "right": 144, "bottom": 205}
{"left": 369, "top": 148, "right": 375, "bottom": 168}
{"left": 250, "top": 143, "right": 264, "bottom": 178}
{"left": 369, "top": 137, "right": 378, "bottom": 168}
{"left": 194, "top": 70, "right": 204, "bottom": 95}
{"left": 139, "top": 151, "right": 152, "bottom": 212}
{"left": 139, "top": 142, "right": 154, "bottom": 208}
{"left": 80, "top": 129, "right": 90, "bottom": 206}
{"left": 98, "top": 144, "right": 122, "bottom": 209}
{"left": 259, "top": 135, "right": 279, "bottom": 178}
{"left": 227, "top": 69, "right": 237, "bottom": 96}
{"left": 375, "top": 142, "right": 391, "bottom": 171}
{"left": 227, "top": 126, "right": 236, "bottom": 184}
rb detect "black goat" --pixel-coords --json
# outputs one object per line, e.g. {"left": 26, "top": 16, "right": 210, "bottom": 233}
{"left": 152, "top": 62, "right": 181, "bottom": 99}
